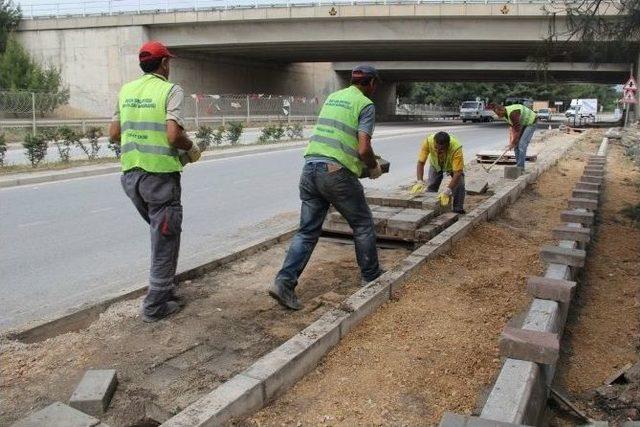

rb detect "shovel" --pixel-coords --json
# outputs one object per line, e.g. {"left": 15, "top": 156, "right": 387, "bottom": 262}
{"left": 480, "top": 146, "right": 511, "bottom": 173}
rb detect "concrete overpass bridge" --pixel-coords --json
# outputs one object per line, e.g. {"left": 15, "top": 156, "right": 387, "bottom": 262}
{"left": 16, "top": 1, "right": 638, "bottom": 117}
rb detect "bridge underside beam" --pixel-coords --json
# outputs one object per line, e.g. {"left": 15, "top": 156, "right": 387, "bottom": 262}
{"left": 333, "top": 61, "right": 630, "bottom": 84}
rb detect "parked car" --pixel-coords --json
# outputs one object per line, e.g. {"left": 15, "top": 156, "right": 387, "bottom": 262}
{"left": 536, "top": 108, "right": 551, "bottom": 121}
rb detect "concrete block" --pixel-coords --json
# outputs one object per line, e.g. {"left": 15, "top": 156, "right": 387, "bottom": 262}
{"left": 69, "top": 369, "right": 118, "bottom": 416}
{"left": 560, "top": 209, "right": 594, "bottom": 226}
{"left": 412, "top": 243, "right": 440, "bottom": 258}
{"left": 575, "top": 181, "right": 601, "bottom": 191}
{"left": 413, "top": 193, "right": 443, "bottom": 211}
{"left": 340, "top": 280, "right": 391, "bottom": 335}
{"left": 552, "top": 225, "right": 591, "bottom": 243}
{"left": 439, "top": 412, "right": 531, "bottom": 427}
{"left": 366, "top": 192, "right": 414, "bottom": 208}
{"left": 581, "top": 174, "right": 604, "bottom": 184}
{"left": 387, "top": 208, "right": 435, "bottom": 230}
{"left": 12, "top": 402, "right": 102, "bottom": 427}
{"left": 540, "top": 245, "right": 586, "bottom": 267}
{"left": 430, "top": 212, "right": 459, "bottom": 230}
{"left": 584, "top": 167, "right": 604, "bottom": 175}
{"left": 526, "top": 276, "right": 577, "bottom": 303}
{"left": 504, "top": 166, "right": 522, "bottom": 179}
{"left": 162, "top": 374, "right": 263, "bottom": 427}
{"left": 571, "top": 189, "right": 599, "bottom": 202}
{"left": 449, "top": 219, "right": 475, "bottom": 243}
{"left": 499, "top": 326, "right": 560, "bottom": 365}
{"left": 415, "top": 224, "right": 439, "bottom": 241}
{"left": 243, "top": 309, "right": 345, "bottom": 400}
{"left": 568, "top": 197, "right": 599, "bottom": 211}
{"left": 465, "top": 178, "right": 489, "bottom": 195}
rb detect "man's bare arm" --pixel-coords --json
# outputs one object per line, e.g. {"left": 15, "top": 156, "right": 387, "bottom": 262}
{"left": 357, "top": 131, "right": 377, "bottom": 169}
{"left": 166, "top": 120, "right": 194, "bottom": 150}
{"left": 108, "top": 121, "right": 121, "bottom": 144}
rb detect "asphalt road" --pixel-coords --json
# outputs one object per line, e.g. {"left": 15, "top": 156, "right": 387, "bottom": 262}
{"left": 0, "top": 122, "right": 511, "bottom": 331}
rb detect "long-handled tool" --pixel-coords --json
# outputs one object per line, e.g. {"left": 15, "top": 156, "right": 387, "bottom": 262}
{"left": 480, "top": 146, "right": 511, "bottom": 173}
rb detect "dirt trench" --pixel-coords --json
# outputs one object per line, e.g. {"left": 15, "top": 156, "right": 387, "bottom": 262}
{"left": 240, "top": 133, "right": 595, "bottom": 426}
{"left": 0, "top": 239, "right": 408, "bottom": 426}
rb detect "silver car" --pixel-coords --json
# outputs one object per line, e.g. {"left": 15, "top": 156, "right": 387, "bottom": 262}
{"left": 537, "top": 108, "right": 551, "bottom": 121}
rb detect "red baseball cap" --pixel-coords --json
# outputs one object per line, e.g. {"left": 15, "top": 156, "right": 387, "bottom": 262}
{"left": 139, "top": 41, "right": 175, "bottom": 61}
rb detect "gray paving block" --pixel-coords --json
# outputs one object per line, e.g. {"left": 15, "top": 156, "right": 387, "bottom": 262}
{"left": 326, "top": 210, "right": 347, "bottom": 224}
{"left": 412, "top": 193, "right": 442, "bottom": 211}
{"left": 12, "top": 402, "right": 103, "bottom": 427}
{"left": 540, "top": 245, "right": 586, "bottom": 267}
{"left": 387, "top": 208, "right": 434, "bottom": 231}
{"left": 581, "top": 174, "right": 604, "bottom": 184}
{"left": 552, "top": 225, "right": 591, "bottom": 243}
{"left": 572, "top": 189, "right": 599, "bottom": 201}
{"left": 340, "top": 280, "right": 391, "bottom": 336}
{"left": 526, "top": 276, "right": 577, "bottom": 303}
{"left": 243, "top": 308, "right": 346, "bottom": 400}
{"left": 465, "top": 178, "right": 489, "bottom": 195}
{"left": 584, "top": 167, "right": 604, "bottom": 176}
{"left": 430, "top": 212, "right": 459, "bottom": 230}
{"left": 504, "top": 166, "right": 521, "bottom": 179}
{"left": 568, "top": 197, "right": 598, "bottom": 211}
{"left": 366, "top": 192, "right": 414, "bottom": 208}
{"left": 499, "top": 326, "right": 560, "bottom": 365}
{"left": 560, "top": 209, "right": 594, "bottom": 226}
{"left": 69, "top": 369, "right": 118, "bottom": 416}
{"left": 575, "top": 181, "right": 601, "bottom": 191}
{"left": 439, "top": 412, "right": 532, "bottom": 427}
{"left": 162, "top": 374, "right": 263, "bottom": 427}
{"left": 415, "top": 224, "right": 439, "bottom": 241}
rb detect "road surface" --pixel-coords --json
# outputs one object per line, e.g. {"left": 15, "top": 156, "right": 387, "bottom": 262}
{"left": 0, "top": 122, "right": 511, "bottom": 331}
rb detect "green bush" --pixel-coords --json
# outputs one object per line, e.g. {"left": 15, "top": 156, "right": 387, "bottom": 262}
{"left": 81, "top": 126, "right": 103, "bottom": 160}
{"left": 259, "top": 123, "right": 286, "bottom": 144}
{"left": 212, "top": 125, "right": 225, "bottom": 145}
{"left": 108, "top": 138, "right": 121, "bottom": 159}
{"left": 286, "top": 123, "right": 304, "bottom": 140}
{"left": 23, "top": 133, "right": 48, "bottom": 167}
{"left": 0, "top": 133, "right": 6, "bottom": 166}
{"left": 55, "top": 126, "right": 81, "bottom": 163}
{"left": 195, "top": 125, "right": 213, "bottom": 151}
{"left": 226, "top": 122, "right": 244, "bottom": 145}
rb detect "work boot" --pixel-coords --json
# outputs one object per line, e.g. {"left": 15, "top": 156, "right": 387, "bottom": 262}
{"left": 453, "top": 208, "right": 466, "bottom": 214}
{"left": 268, "top": 281, "right": 302, "bottom": 310}
{"left": 361, "top": 269, "right": 386, "bottom": 287}
{"left": 142, "top": 301, "right": 182, "bottom": 323}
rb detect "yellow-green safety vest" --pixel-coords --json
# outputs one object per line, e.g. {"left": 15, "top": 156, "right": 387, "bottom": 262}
{"left": 305, "top": 85, "right": 373, "bottom": 176}
{"left": 505, "top": 104, "right": 537, "bottom": 127}
{"left": 118, "top": 74, "right": 182, "bottom": 173}
{"left": 426, "top": 134, "right": 462, "bottom": 173}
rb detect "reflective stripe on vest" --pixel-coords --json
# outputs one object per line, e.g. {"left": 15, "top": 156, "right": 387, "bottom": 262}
{"left": 505, "top": 104, "right": 537, "bottom": 127}
{"left": 304, "top": 86, "right": 373, "bottom": 176}
{"left": 426, "top": 134, "right": 462, "bottom": 173}
{"left": 118, "top": 74, "right": 182, "bottom": 173}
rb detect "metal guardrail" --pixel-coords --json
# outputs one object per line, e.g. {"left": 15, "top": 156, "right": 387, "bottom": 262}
{"left": 19, "top": 0, "right": 567, "bottom": 18}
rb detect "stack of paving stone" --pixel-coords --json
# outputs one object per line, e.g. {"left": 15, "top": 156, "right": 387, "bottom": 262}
{"left": 322, "top": 190, "right": 459, "bottom": 243}
{"left": 439, "top": 153, "right": 607, "bottom": 426}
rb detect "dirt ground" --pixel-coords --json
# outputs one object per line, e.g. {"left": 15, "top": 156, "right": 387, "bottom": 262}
{"left": 242, "top": 133, "right": 592, "bottom": 426}
{"left": 0, "top": 240, "right": 408, "bottom": 426}
{"left": 550, "top": 140, "right": 640, "bottom": 424}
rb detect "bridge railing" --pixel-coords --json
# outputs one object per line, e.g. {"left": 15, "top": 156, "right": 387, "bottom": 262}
{"left": 19, "top": 0, "right": 565, "bottom": 18}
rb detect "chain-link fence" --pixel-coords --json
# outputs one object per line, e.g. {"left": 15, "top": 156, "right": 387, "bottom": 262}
{"left": 189, "top": 93, "right": 321, "bottom": 127}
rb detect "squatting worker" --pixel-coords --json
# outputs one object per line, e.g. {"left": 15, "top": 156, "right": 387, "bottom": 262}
{"left": 108, "top": 41, "right": 201, "bottom": 323}
{"left": 489, "top": 103, "right": 537, "bottom": 172}
{"left": 268, "top": 65, "right": 385, "bottom": 310}
{"left": 413, "top": 131, "right": 466, "bottom": 214}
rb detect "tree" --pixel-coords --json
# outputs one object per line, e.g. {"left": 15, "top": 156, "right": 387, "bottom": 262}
{"left": 0, "top": 0, "right": 20, "bottom": 53}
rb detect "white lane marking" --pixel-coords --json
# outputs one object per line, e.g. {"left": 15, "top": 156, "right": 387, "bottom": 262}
{"left": 18, "top": 220, "right": 48, "bottom": 228}
{"left": 90, "top": 207, "right": 115, "bottom": 214}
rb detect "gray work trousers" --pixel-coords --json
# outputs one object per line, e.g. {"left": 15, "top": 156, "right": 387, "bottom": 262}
{"left": 121, "top": 169, "right": 183, "bottom": 318}
{"left": 427, "top": 167, "right": 466, "bottom": 211}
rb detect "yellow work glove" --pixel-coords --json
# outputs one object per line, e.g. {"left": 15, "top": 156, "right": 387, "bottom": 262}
{"left": 438, "top": 187, "right": 453, "bottom": 207}
{"left": 410, "top": 180, "right": 426, "bottom": 194}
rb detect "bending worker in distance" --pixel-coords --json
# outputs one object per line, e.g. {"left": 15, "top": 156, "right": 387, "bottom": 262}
{"left": 412, "top": 131, "right": 466, "bottom": 214}
{"left": 269, "top": 65, "right": 385, "bottom": 311}
{"left": 489, "top": 102, "right": 537, "bottom": 172}
{"left": 108, "top": 41, "right": 201, "bottom": 323}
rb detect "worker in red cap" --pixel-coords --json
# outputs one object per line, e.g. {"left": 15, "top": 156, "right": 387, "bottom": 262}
{"left": 108, "top": 41, "right": 201, "bottom": 322}
{"left": 269, "top": 64, "right": 385, "bottom": 311}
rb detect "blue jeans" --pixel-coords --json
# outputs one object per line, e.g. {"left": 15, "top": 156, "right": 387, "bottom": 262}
{"left": 275, "top": 162, "right": 381, "bottom": 287}
{"left": 515, "top": 125, "right": 536, "bottom": 169}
